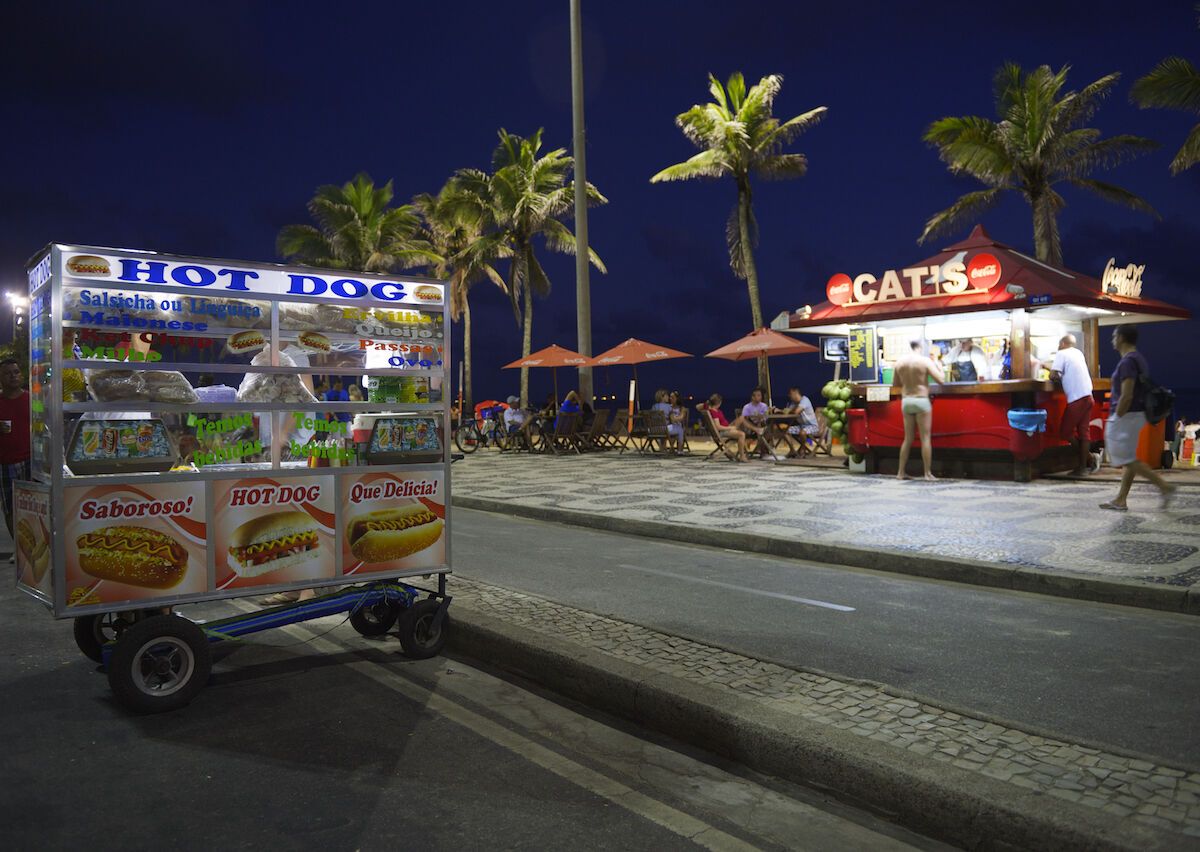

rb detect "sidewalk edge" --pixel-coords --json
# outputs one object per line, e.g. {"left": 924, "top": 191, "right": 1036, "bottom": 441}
{"left": 452, "top": 496, "right": 1196, "bottom": 616}
{"left": 448, "top": 605, "right": 1187, "bottom": 852}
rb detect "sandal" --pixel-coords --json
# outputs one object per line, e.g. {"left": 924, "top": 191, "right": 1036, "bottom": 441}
{"left": 1098, "top": 502, "right": 1128, "bottom": 512}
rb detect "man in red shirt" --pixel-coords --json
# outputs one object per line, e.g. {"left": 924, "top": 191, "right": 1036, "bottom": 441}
{"left": 0, "top": 357, "right": 31, "bottom": 543}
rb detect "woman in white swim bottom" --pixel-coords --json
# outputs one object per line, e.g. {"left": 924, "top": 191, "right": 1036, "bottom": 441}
{"left": 898, "top": 396, "right": 935, "bottom": 480}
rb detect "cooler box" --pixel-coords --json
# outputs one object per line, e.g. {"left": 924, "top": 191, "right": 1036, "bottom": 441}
{"left": 1136, "top": 418, "right": 1167, "bottom": 469}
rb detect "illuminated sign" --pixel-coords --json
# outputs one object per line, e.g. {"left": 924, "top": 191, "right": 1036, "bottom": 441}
{"left": 825, "top": 252, "right": 1004, "bottom": 306}
{"left": 1101, "top": 258, "right": 1144, "bottom": 299}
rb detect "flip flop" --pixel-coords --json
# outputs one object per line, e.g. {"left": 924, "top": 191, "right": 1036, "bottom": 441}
{"left": 1098, "top": 502, "right": 1128, "bottom": 512}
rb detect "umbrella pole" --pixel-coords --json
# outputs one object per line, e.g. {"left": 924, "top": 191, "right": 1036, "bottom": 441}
{"left": 765, "top": 359, "right": 773, "bottom": 407}
{"left": 553, "top": 367, "right": 559, "bottom": 406}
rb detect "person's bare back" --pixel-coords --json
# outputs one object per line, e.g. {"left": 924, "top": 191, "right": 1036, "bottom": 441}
{"left": 894, "top": 353, "right": 944, "bottom": 397}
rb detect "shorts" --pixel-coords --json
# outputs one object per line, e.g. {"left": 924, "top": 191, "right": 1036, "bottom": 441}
{"left": 1060, "top": 396, "right": 1093, "bottom": 442}
{"left": 787, "top": 424, "right": 820, "bottom": 436}
{"left": 666, "top": 423, "right": 684, "bottom": 439}
{"left": 901, "top": 396, "right": 931, "bottom": 416}
{"left": 1106, "top": 412, "right": 1146, "bottom": 466}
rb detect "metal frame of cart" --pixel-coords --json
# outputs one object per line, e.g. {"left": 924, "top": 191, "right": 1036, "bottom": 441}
{"left": 16, "top": 244, "right": 454, "bottom": 713}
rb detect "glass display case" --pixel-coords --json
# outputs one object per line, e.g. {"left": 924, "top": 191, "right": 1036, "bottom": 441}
{"left": 15, "top": 244, "right": 451, "bottom": 616}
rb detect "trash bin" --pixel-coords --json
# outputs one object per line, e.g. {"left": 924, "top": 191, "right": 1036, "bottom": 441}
{"left": 1135, "top": 418, "right": 1167, "bottom": 469}
{"left": 847, "top": 408, "right": 867, "bottom": 453}
{"left": 1007, "top": 408, "right": 1047, "bottom": 461}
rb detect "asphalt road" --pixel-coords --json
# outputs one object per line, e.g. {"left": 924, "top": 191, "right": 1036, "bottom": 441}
{"left": 0, "top": 583, "right": 942, "bottom": 851}
{"left": 451, "top": 508, "right": 1200, "bottom": 769}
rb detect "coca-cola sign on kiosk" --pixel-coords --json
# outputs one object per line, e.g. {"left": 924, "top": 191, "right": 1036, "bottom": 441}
{"left": 966, "top": 253, "right": 1002, "bottom": 290}
{"left": 826, "top": 252, "right": 1004, "bottom": 306}
{"left": 826, "top": 273, "right": 853, "bottom": 305}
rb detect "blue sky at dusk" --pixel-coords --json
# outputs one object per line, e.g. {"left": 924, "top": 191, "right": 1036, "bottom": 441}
{"left": 3, "top": 1, "right": 1197, "bottom": 411}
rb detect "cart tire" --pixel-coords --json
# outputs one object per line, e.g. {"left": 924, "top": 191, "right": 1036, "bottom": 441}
{"left": 397, "top": 599, "right": 448, "bottom": 659}
{"left": 73, "top": 613, "right": 124, "bottom": 663}
{"left": 349, "top": 601, "right": 399, "bottom": 637}
{"left": 107, "top": 615, "right": 211, "bottom": 714}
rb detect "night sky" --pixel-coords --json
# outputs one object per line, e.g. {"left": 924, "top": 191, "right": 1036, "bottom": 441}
{"left": 3, "top": 1, "right": 1198, "bottom": 412}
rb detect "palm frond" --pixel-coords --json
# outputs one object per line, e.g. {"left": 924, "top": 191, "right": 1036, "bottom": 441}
{"left": 758, "top": 106, "right": 828, "bottom": 153}
{"left": 650, "top": 149, "right": 729, "bottom": 183}
{"left": 1131, "top": 57, "right": 1200, "bottom": 112}
{"left": 1065, "top": 179, "right": 1160, "bottom": 217}
{"left": 1169, "top": 123, "right": 1200, "bottom": 173}
{"left": 754, "top": 153, "right": 809, "bottom": 180}
{"left": 925, "top": 116, "right": 1012, "bottom": 184}
{"left": 918, "top": 188, "right": 1005, "bottom": 245}
{"left": 1058, "top": 134, "right": 1159, "bottom": 177}
{"left": 526, "top": 246, "right": 552, "bottom": 298}
{"left": 538, "top": 218, "right": 607, "bottom": 273}
{"left": 276, "top": 224, "right": 339, "bottom": 266}
{"left": 725, "top": 202, "right": 758, "bottom": 280}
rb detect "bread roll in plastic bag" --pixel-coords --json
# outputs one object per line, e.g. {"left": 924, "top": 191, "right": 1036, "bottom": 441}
{"left": 145, "top": 370, "right": 199, "bottom": 404}
{"left": 236, "top": 348, "right": 317, "bottom": 403}
{"left": 84, "top": 369, "right": 149, "bottom": 401}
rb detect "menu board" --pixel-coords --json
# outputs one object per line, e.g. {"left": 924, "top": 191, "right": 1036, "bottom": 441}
{"left": 63, "top": 481, "right": 207, "bottom": 607}
{"left": 848, "top": 327, "right": 879, "bottom": 383}
{"left": 341, "top": 470, "right": 446, "bottom": 577}
{"left": 213, "top": 475, "right": 336, "bottom": 590}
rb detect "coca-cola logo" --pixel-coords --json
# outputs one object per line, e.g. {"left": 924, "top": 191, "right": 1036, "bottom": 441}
{"left": 826, "top": 273, "right": 853, "bottom": 305}
{"left": 966, "top": 253, "right": 1002, "bottom": 290}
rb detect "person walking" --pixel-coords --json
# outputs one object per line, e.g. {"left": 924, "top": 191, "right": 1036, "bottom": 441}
{"left": 893, "top": 341, "right": 945, "bottom": 480}
{"left": 1100, "top": 324, "right": 1176, "bottom": 511}
{"left": 1049, "top": 334, "right": 1095, "bottom": 476}
{"left": 0, "top": 358, "right": 31, "bottom": 556}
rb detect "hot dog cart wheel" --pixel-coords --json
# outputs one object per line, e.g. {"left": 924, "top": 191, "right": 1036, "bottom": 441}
{"left": 397, "top": 598, "right": 448, "bottom": 659}
{"left": 107, "top": 615, "right": 212, "bottom": 714}
{"left": 73, "top": 611, "right": 149, "bottom": 663}
{"left": 349, "top": 599, "right": 401, "bottom": 636}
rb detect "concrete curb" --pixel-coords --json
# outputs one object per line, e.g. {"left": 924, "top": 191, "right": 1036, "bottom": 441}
{"left": 448, "top": 605, "right": 1189, "bottom": 851}
{"left": 452, "top": 496, "right": 1199, "bottom": 616}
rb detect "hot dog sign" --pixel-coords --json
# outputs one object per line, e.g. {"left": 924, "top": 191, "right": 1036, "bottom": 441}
{"left": 213, "top": 477, "right": 337, "bottom": 590}
{"left": 341, "top": 471, "right": 446, "bottom": 576}
{"left": 64, "top": 482, "right": 208, "bottom": 606}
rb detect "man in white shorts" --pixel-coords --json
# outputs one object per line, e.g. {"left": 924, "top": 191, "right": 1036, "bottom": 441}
{"left": 893, "top": 340, "right": 946, "bottom": 480}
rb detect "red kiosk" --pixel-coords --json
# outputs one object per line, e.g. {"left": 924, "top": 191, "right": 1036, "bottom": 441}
{"left": 777, "top": 226, "right": 1190, "bottom": 480}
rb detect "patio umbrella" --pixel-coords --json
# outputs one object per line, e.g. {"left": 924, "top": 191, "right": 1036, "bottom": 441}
{"left": 705, "top": 327, "right": 818, "bottom": 404}
{"left": 502, "top": 344, "right": 590, "bottom": 405}
{"left": 587, "top": 337, "right": 692, "bottom": 427}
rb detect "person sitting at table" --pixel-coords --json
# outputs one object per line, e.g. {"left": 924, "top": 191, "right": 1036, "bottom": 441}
{"left": 780, "top": 386, "right": 820, "bottom": 457}
{"left": 556, "top": 390, "right": 581, "bottom": 429}
{"left": 741, "top": 387, "right": 773, "bottom": 457}
{"left": 651, "top": 389, "right": 684, "bottom": 453}
{"left": 697, "top": 394, "right": 750, "bottom": 462}
{"left": 668, "top": 390, "right": 688, "bottom": 453}
{"left": 503, "top": 395, "right": 532, "bottom": 440}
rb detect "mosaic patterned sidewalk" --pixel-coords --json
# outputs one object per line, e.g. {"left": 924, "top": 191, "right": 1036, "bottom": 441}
{"left": 451, "top": 575, "right": 1200, "bottom": 837}
{"left": 451, "top": 452, "right": 1200, "bottom": 588}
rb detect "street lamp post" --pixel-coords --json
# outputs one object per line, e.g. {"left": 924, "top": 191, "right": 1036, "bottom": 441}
{"left": 570, "top": 0, "right": 593, "bottom": 404}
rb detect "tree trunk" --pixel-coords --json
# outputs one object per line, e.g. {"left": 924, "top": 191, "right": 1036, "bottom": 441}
{"left": 1030, "top": 191, "right": 1063, "bottom": 266}
{"left": 736, "top": 178, "right": 769, "bottom": 391}
{"left": 462, "top": 295, "right": 473, "bottom": 413}
{"left": 520, "top": 284, "right": 533, "bottom": 407}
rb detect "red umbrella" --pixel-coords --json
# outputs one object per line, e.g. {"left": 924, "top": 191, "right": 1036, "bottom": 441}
{"left": 706, "top": 328, "right": 817, "bottom": 403}
{"left": 503, "top": 344, "right": 589, "bottom": 404}
{"left": 586, "top": 337, "right": 692, "bottom": 422}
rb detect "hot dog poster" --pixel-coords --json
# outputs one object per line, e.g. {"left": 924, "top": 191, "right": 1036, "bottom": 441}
{"left": 64, "top": 482, "right": 207, "bottom": 606}
{"left": 213, "top": 476, "right": 336, "bottom": 590}
{"left": 341, "top": 471, "right": 446, "bottom": 576}
{"left": 15, "top": 483, "right": 52, "bottom": 598}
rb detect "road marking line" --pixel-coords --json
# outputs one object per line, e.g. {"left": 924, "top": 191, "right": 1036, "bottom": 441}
{"left": 616, "top": 564, "right": 856, "bottom": 612}
{"left": 228, "top": 601, "right": 759, "bottom": 852}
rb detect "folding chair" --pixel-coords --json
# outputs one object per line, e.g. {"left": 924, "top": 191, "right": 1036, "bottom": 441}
{"left": 546, "top": 412, "right": 581, "bottom": 455}
{"left": 580, "top": 409, "right": 611, "bottom": 451}
{"left": 677, "top": 408, "right": 692, "bottom": 454}
{"left": 811, "top": 412, "right": 833, "bottom": 456}
{"left": 608, "top": 413, "right": 634, "bottom": 453}
{"left": 699, "top": 409, "right": 741, "bottom": 461}
{"left": 638, "top": 409, "right": 672, "bottom": 455}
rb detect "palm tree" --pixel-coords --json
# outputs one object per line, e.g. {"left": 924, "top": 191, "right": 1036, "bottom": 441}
{"left": 452, "top": 129, "right": 607, "bottom": 406}
{"left": 920, "top": 64, "right": 1158, "bottom": 265}
{"left": 412, "top": 185, "right": 509, "bottom": 412}
{"left": 1131, "top": 5, "right": 1200, "bottom": 174}
{"left": 651, "top": 72, "right": 826, "bottom": 388}
{"left": 277, "top": 172, "right": 436, "bottom": 272}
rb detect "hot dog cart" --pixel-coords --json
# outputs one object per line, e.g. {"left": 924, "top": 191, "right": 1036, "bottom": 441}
{"left": 775, "top": 226, "right": 1190, "bottom": 480}
{"left": 15, "top": 244, "right": 453, "bottom": 712}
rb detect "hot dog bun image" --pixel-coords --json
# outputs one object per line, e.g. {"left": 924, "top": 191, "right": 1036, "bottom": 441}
{"left": 76, "top": 526, "right": 187, "bottom": 589}
{"left": 413, "top": 285, "right": 442, "bottom": 303}
{"left": 17, "top": 518, "right": 49, "bottom": 583}
{"left": 347, "top": 504, "right": 443, "bottom": 564}
{"left": 228, "top": 330, "right": 266, "bottom": 353}
{"left": 228, "top": 511, "right": 320, "bottom": 577}
{"left": 297, "top": 331, "right": 331, "bottom": 353}
{"left": 66, "top": 255, "right": 111, "bottom": 276}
